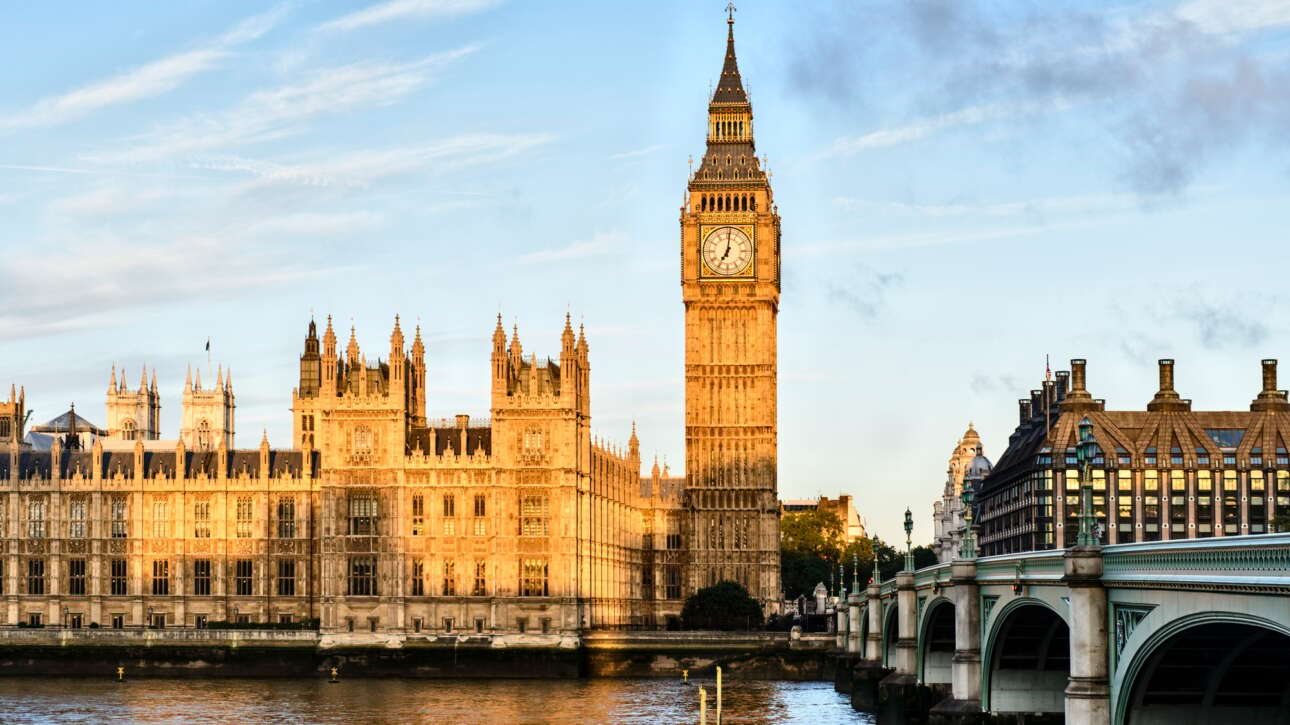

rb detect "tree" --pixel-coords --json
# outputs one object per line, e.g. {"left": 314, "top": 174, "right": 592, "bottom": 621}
{"left": 781, "top": 509, "right": 846, "bottom": 599}
{"left": 1271, "top": 514, "right": 1290, "bottom": 534}
{"left": 681, "top": 581, "right": 764, "bottom": 630}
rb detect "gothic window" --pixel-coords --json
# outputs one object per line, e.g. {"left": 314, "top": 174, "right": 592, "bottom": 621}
{"left": 0, "top": 418, "right": 9, "bottom": 439}
{"left": 411, "top": 558, "right": 425, "bottom": 597}
{"left": 664, "top": 565, "right": 682, "bottom": 600}
{"left": 520, "top": 495, "right": 548, "bottom": 537}
{"left": 520, "top": 559, "right": 548, "bottom": 597}
{"left": 473, "top": 561, "right": 487, "bottom": 596}
{"left": 197, "top": 419, "right": 212, "bottom": 450}
{"left": 277, "top": 559, "right": 296, "bottom": 596}
{"left": 411, "top": 494, "right": 424, "bottom": 536}
{"left": 194, "top": 499, "right": 211, "bottom": 538}
{"left": 236, "top": 496, "right": 254, "bottom": 538}
{"left": 234, "top": 559, "right": 253, "bottom": 596}
{"left": 277, "top": 497, "right": 296, "bottom": 539}
{"left": 349, "top": 494, "right": 377, "bottom": 536}
{"left": 122, "top": 419, "right": 136, "bottom": 440}
{"left": 442, "top": 494, "right": 456, "bottom": 536}
{"left": 67, "top": 558, "right": 86, "bottom": 595}
{"left": 68, "top": 498, "right": 87, "bottom": 539}
{"left": 26, "top": 559, "right": 45, "bottom": 595}
{"left": 442, "top": 559, "right": 456, "bottom": 596}
{"left": 352, "top": 425, "right": 373, "bottom": 454}
{"left": 152, "top": 499, "right": 170, "bottom": 539}
{"left": 151, "top": 560, "right": 170, "bottom": 596}
{"left": 110, "top": 497, "right": 128, "bottom": 538}
{"left": 26, "top": 498, "right": 46, "bottom": 539}
{"left": 110, "top": 558, "right": 127, "bottom": 595}
{"left": 193, "top": 559, "right": 211, "bottom": 596}
{"left": 473, "top": 494, "right": 487, "bottom": 536}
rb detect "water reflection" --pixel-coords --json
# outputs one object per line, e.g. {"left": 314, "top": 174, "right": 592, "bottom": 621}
{"left": 0, "top": 677, "right": 874, "bottom": 724}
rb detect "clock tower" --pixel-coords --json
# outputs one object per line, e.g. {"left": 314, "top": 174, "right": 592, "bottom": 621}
{"left": 680, "top": 10, "right": 781, "bottom": 609}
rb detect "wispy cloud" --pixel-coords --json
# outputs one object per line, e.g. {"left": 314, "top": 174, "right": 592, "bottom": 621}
{"left": 516, "top": 231, "right": 623, "bottom": 264}
{"left": 0, "top": 6, "right": 287, "bottom": 133}
{"left": 609, "top": 144, "right": 665, "bottom": 160}
{"left": 1177, "top": 0, "right": 1290, "bottom": 35}
{"left": 822, "top": 99, "right": 1067, "bottom": 156}
{"left": 832, "top": 191, "right": 1143, "bottom": 219}
{"left": 319, "top": 0, "right": 502, "bottom": 33}
{"left": 86, "top": 47, "right": 479, "bottom": 164}
{"left": 824, "top": 264, "right": 903, "bottom": 320}
{"left": 194, "top": 132, "right": 553, "bottom": 189}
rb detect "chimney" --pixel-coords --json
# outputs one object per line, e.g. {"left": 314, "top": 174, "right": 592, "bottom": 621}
{"left": 1147, "top": 359, "right": 1189, "bottom": 412}
{"left": 1251, "top": 359, "right": 1289, "bottom": 412}
{"left": 1055, "top": 370, "right": 1070, "bottom": 401}
{"left": 1061, "top": 358, "right": 1099, "bottom": 412}
{"left": 1018, "top": 399, "right": 1032, "bottom": 427}
{"left": 1029, "top": 390, "right": 1042, "bottom": 422}
{"left": 455, "top": 414, "right": 470, "bottom": 431}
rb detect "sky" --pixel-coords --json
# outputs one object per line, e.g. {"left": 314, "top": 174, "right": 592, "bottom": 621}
{"left": 1, "top": 0, "right": 1289, "bottom": 544}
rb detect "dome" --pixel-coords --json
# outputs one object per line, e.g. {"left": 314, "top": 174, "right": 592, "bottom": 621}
{"left": 966, "top": 452, "right": 993, "bottom": 479}
{"left": 962, "top": 422, "right": 980, "bottom": 440}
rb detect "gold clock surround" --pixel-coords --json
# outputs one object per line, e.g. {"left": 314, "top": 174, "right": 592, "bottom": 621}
{"left": 699, "top": 223, "right": 755, "bottom": 279}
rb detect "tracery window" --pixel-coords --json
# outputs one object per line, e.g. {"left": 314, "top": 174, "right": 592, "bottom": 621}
{"left": 520, "top": 559, "right": 548, "bottom": 597}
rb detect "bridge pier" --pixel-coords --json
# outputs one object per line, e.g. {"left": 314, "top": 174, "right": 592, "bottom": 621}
{"left": 929, "top": 559, "right": 984, "bottom": 724}
{"left": 1063, "top": 546, "right": 1109, "bottom": 725}
{"left": 877, "top": 570, "right": 928, "bottom": 723}
{"left": 865, "top": 581, "right": 882, "bottom": 661}
{"left": 847, "top": 593, "right": 862, "bottom": 654}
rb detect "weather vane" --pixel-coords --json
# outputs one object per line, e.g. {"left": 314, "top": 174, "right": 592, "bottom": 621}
{"left": 726, "top": 2, "right": 736, "bottom": 22}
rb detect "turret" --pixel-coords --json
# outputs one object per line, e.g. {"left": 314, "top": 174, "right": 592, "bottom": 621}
{"left": 491, "top": 315, "right": 508, "bottom": 404}
{"left": 299, "top": 318, "right": 322, "bottom": 397}
{"left": 411, "top": 324, "right": 426, "bottom": 424}
{"left": 389, "top": 315, "right": 406, "bottom": 388}
{"left": 108, "top": 365, "right": 117, "bottom": 394}
{"left": 509, "top": 324, "right": 523, "bottom": 370}
{"left": 322, "top": 315, "right": 338, "bottom": 392}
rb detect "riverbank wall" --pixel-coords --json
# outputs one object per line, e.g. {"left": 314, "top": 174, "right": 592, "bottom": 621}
{"left": 0, "top": 629, "right": 834, "bottom": 680}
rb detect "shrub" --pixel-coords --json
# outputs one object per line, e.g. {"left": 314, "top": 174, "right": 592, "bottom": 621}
{"left": 681, "top": 580, "right": 764, "bottom": 631}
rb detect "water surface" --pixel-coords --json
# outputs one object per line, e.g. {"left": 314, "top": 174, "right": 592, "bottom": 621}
{"left": 0, "top": 677, "right": 874, "bottom": 724}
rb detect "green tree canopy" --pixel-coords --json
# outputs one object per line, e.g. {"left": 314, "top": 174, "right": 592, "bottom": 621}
{"left": 680, "top": 581, "right": 764, "bottom": 630}
{"left": 779, "top": 510, "right": 938, "bottom": 598}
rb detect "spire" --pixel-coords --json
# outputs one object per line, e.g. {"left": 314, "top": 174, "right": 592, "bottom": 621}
{"left": 576, "top": 322, "right": 588, "bottom": 356}
{"left": 216, "top": 364, "right": 224, "bottom": 390}
{"left": 346, "top": 325, "right": 361, "bottom": 365}
{"left": 194, "top": 366, "right": 202, "bottom": 391}
{"left": 492, "top": 314, "right": 506, "bottom": 353}
{"left": 323, "top": 315, "right": 337, "bottom": 356}
{"left": 510, "top": 323, "right": 522, "bottom": 364}
{"left": 651, "top": 455, "right": 661, "bottom": 479}
{"left": 412, "top": 323, "right": 425, "bottom": 357}
{"left": 713, "top": 4, "right": 747, "bottom": 105}
{"left": 561, "top": 311, "right": 575, "bottom": 352}
{"left": 224, "top": 367, "right": 232, "bottom": 393}
{"left": 150, "top": 367, "right": 158, "bottom": 393}
{"left": 109, "top": 365, "right": 117, "bottom": 394}
{"left": 390, "top": 314, "right": 404, "bottom": 351}
{"left": 185, "top": 364, "right": 192, "bottom": 391}
{"left": 139, "top": 365, "right": 148, "bottom": 392}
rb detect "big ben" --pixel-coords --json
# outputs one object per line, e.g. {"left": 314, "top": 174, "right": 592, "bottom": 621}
{"left": 681, "top": 9, "right": 781, "bottom": 610}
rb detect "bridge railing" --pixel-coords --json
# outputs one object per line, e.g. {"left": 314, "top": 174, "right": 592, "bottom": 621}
{"left": 1102, "top": 532, "right": 1290, "bottom": 591}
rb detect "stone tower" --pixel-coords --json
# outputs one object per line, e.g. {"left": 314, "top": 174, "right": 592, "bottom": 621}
{"left": 180, "top": 363, "right": 235, "bottom": 450}
{"left": 105, "top": 365, "right": 161, "bottom": 440}
{"left": 0, "top": 385, "right": 24, "bottom": 447}
{"left": 680, "top": 11, "right": 781, "bottom": 609}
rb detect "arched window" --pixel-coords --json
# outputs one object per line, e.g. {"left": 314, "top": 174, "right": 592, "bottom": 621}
{"left": 197, "top": 419, "right": 211, "bottom": 451}
{"left": 121, "top": 419, "right": 136, "bottom": 441}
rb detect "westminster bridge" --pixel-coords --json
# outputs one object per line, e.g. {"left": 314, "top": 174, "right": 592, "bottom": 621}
{"left": 833, "top": 533, "right": 1290, "bottom": 724}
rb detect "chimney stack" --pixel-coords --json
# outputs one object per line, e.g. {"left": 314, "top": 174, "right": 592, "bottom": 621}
{"left": 1055, "top": 370, "right": 1070, "bottom": 401}
{"left": 1147, "top": 358, "right": 1189, "bottom": 412}
{"left": 1071, "top": 359, "right": 1087, "bottom": 392}
{"left": 1018, "top": 399, "right": 1032, "bottom": 427}
{"left": 1060, "top": 358, "right": 1100, "bottom": 412}
{"left": 1251, "top": 359, "right": 1289, "bottom": 412}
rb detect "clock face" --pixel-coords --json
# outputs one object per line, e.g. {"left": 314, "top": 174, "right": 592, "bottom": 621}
{"left": 702, "top": 226, "right": 753, "bottom": 276}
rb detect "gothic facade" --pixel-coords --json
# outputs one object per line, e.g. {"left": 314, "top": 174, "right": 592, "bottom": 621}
{"left": 0, "top": 16, "right": 777, "bottom": 634}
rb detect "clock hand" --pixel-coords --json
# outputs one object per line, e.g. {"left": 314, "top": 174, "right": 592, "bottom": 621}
{"left": 721, "top": 241, "right": 731, "bottom": 261}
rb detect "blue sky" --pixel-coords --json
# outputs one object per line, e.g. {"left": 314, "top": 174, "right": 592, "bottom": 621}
{"left": 1, "top": 0, "right": 1288, "bottom": 543}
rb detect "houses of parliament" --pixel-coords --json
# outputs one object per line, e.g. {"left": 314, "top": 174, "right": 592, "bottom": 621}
{"left": 0, "top": 16, "right": 781, "bottom": 636}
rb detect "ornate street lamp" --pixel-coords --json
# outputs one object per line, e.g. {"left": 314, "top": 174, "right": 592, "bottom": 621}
{"left": 1076, "top": 416, "right": 1099, "bottom": 547}
{"left": 903, "top": 508, "right": 914, "bottom": 572}
{"left": 959, "top": 475, "right": 977, "bottom": 559}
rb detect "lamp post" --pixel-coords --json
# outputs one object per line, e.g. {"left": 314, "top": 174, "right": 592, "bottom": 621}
{"left": 959, "top": 475, "right": 977, "bottom": 559}
{"left": 1076, "top": 416, "right": 1099, "bottom": 547}
{"left": 903, "top": 508, "right": 914, "bottom": 572}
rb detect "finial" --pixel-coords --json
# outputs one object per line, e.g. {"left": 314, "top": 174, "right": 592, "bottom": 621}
{"left": 727, "top": 1, "right": 736, "bottom": 24}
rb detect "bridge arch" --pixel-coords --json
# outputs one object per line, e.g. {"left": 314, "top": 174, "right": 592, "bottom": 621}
{"left": 918, "top": 597, "right": 954, "bottom": 687}
{"left": 882, "top": 600, "right": 898, "bottom": 667}
{"left": 981, "top": 598, "right": 1070, "bottom": 716}
{"left": 1116, "top": 611, "right": 1290, "bottom": 725}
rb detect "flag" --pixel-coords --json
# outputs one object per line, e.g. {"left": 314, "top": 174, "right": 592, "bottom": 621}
{"left": 205, "top": 338, "right": 210, "bottom": 352}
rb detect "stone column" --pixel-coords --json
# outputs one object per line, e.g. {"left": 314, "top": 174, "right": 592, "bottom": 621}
{"left": 951, "top": 559, "right": 981, "bottom": 703}
{"left": 836, "top": 599, "right": 848, "bottom": 649}
{"left": 894, "top": 571, "right": 917, "bottom": 675}
{"left": 847, "top": 593, "right": 863, "bottom": 654}
{"left": 1064, "top": 547, "right": 1110, "bottom": 724}
{"left": 865, "top": 581, "right": 882, "bottom": 661}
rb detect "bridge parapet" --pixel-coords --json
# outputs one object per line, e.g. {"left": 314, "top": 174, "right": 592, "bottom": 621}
{"left": 1102, "top": 532, "right": 1290, "bottom": 593}
{"left": 974, "top": 549, "right": 1065, "bottom": 586}
{"left": 913, "top": 563, "right": 950, "bottom": 590}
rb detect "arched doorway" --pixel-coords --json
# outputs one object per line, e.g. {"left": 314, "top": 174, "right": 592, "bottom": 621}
{"left": 1124, "top": 620, "right": 1290, "bottom": 724}
{"left": 920, "top": 599, "right": 955, "bottom": 688}
{"left": 882, "top": 603, "right": 898, "bottom": 667}
{"left": 985, "top": 603, "right": 1069, "bottom": 715}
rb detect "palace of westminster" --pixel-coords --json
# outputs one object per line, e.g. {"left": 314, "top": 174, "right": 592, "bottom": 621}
{"left": 0, "top": 16, "right": 782, "bottom": 635}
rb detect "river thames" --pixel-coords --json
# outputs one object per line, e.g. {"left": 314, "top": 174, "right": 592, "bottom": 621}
{"left": 0, "top": 677, "right": 873, "bottom": 724}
